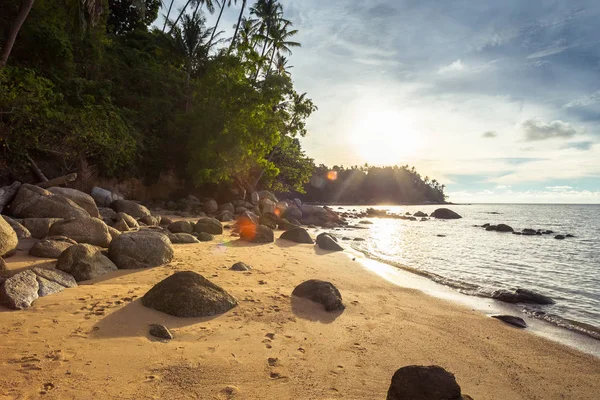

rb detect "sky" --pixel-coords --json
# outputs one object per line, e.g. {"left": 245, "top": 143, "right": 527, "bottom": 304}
{"left": 162, "top": 0, "right": 600, "bottom": 203}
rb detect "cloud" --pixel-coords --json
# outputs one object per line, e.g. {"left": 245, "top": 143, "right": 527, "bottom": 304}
{"left": 438, "top": 59, "right": 465, "bottom": 74}
{"left": 562, "top": 141, "right": 594, "bottom": 151}
{"left": 527, "top": 45, "right": 571, "bottom": 59}
{"left": 482, "top": 131, "right": 497, "bottom": 138}
{"left": 546, "top": 186, "right": 573, "bottom": 191}
{"left": 520, "top": 118, "right": 579, "bottom": 141}
{"left": 564, "top": 91, "right": 600, "bottom": 108}
{"left": 496, "top": 185, "right": 511, "bottom": 189}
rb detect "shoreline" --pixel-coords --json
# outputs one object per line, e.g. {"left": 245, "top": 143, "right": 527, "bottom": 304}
{"left": 1, "top": 227, "right": 599, "bottom": 399}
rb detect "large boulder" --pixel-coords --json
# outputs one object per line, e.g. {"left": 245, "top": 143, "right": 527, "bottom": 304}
{"left": 495, "top": 224, "right": 514, "bottom": 232}
{"left": 29, "top": 236, "right": 77, "bottom": 259}
{"left": 258, "top": 190, "right": 278, "bottom": 203}
{"left": 240, "top": 225, "right": 274, "bottom": 243}
{"left": 218, "top": 203, "right": 235, "bottom": 214}
{"left": 0, "top": 267, "right": 77, "bottom": 309}
{"left": 48, "top": 217, "right": 112, "bottom": 248}
{"left": 0, "top": 216, "right": 19, "bottom": 257}
{"left": 386, "top": 365, "right": 468, "bottom": 400}
{"left": 108, "top": 230, "right": 174, "bottom": 269}
{"left": 194, "top": 217, "right": 223, "bottom": 235}
{"left": 139, "top": 215, "right": 161, "bottom": 226}
{"left": 203, "top": 199, "right": 218, "bottom": 214}
{"left": 21, "top": 218, "right": 62, "bottom": 239}
{"left": 10, "top": 184, "right": 89, "bottom": 219}
{"left": 316, "top": 233, "right": 343, "bottom": 252}
{"left": 280, "top": 228, "right": 314, "bottom": 244}
{"left": 250, "top": 191, "right": 259, "bottom": 205}
{"left": 283, "top": 207, "right": 302, "bottom": 221}
{"left": 260, "top": 198, "right": 276, "bottom": 215}
{"left": 168, "top": 220, "right": 193, "bottom": 234}
{"left": 491, "top": 288, "right": 554, "bottom": 305}
{"left": 109, "top": 200, "right": 151, "bottom": 219}
{"left": 141, "top": 271, "right": 238, "bottom": 317}
{"left": 91, "top": 187, "right": 123, "bottom": 207}
{"left": 167, "top": 233, "right": 200, "bottom": 244}
{"left": 278, "top": 218, "right": 300, "bottom": 231}
{"left": 259, "top": 213, "right": 279, "bottom": 230}
{"left": 2, "top": 216, "right": 31, "bottom": 239}
{"left": 217, "top": 210, "right": 234, "bottom": 222}
{"left": 48, "top": 187, "right": 100, "bottom": 218}
{"left": 98, "top": 207, "right": 118, "bottom": 224}
{"left": 430, "top": 208, "right": 462, "bottom": 219}
{"left": 413, "top": 211, "right": 428, "bottom": 217}
{"left": 115, "top": 212, "right": 139, "bottom": 230}
{"left": 292, "top": 279, "right": 345, "bottom": 311}
{"left": 56, "top": 244, "right": 118, "bottom": 281}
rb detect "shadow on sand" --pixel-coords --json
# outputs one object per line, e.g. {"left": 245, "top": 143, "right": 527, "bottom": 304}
{"left": 291, "top": 296, "right": 344, "bottom": 324}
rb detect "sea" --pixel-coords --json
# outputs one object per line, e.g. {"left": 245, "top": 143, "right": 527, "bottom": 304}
{"left": 330, "top": 204, "right": 600, "bottom": 356}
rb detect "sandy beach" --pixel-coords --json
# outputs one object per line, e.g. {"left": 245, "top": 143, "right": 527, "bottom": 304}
{"left": 1, "top": 225, "right": 599, "bottom": 400}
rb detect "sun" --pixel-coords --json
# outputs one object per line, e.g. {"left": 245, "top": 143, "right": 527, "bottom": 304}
{"left": 350, "top": 109, "right": 423, "bottom": 165}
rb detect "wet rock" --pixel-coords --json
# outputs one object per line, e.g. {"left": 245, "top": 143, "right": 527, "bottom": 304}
{"left": 359, "top": 220, "right": 373, "bottom": 225}
{"left": 195, "top": 232, "right": 214, "bottom": 242}
{"left": 10, "top": 184, "right": 90, "bottom": 219}
{"left": 167, "top": 233, "right": 199, "bottom": 244}
{"left": 108, "top": 230, "right": 174, "bottom": 269}
{"left": 29, "top": 236, "right": 77, "bottom": 258}
{"left": 194, "top": 217, "right": 223, "bottom": 235}
{"left": 168, "top": 220, "right": 193, "bottom": 234}
{"left": 280, "top": 227, "right": 314, "bottom": 244}
{"left": 142, "top": 271, "right": 237, "bottom": 317}
{"left": 149, "top": 324, "right": 173, "bottom": 340}
{"left": 109, "top": 200, "right": 151, "bottom": 219}
{"left": 316, "top": 233, "right": 343, "bottom": 252}
{"left": 353, "top": 237, "right": 365, "bottom": 241}
{"left": 495, "top": 224, "right": 514, "bottom": 232}
{"left": 231, "top": 262, "right": 252, "bottom": 271}
{"left": 0, "top": 216, "right": 18, "bottom": 257}
{"left": 565, "top": 234, "right": 574, "bottom": 238}
{"left": 430, "top": 208, "right": 462, "bottom": 219}
{"left": 56, "top": 244, "right": 118, "bottom": 281}
{"left": 47, "top": 187, "right": 100, "bottom": 218}
{"left": 386, "top": 365, "right": 469, "bottom": 400}
{"left": 413, "top": 211, "right": 428, "bottom": 217}
{"left": 292, "top": 279, "right": 345, "bottom": 311}
{"left": 554, "top": 235, "right": 565, "bottom": 240}
{"left": 491, "top": 288, "right": 555, "bottom": 305}
{"left": 0, "top": 270, "right": 39, "bottom": 309}
{"left": 48, "top": 217, "right": 112, "bottom": 248}
{"left": 240, "top": 225, "right": 274, "bottom": 243}
{"left": 492, "top": 315, "right": 527, "bottom": 328}
{"left": 2, "top": 216, "right": 31, "bottom": 239}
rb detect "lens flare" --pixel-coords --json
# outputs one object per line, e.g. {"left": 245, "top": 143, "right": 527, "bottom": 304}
{"left": 327, "top": 170, "right": 338, "bottom": 181}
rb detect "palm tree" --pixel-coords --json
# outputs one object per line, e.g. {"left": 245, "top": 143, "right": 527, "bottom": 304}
{"left": 208, "top": 0, "right": 233, "bottom": 48}
{"left": 250, "top": 0, "right": 282, "bottom": 79}
{"left": 228, "top": 0, "right": 247, "bottom": 53}
{"left": 162, "top": 0, "right": 176, "bottom": 31}
{"left": 264, "top": 19, "right": 299, "bottom": 76}
{"left": 274, "top": 54, "right": 292, "bottom": 76}
{"left": 168, "top": 0, "right": 215, "bottom": 34}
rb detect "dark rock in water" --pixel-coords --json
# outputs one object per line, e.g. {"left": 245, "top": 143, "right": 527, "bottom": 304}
{"left": 482, "top": 223, "right": 490, "bottom": 228}
{"left": 353, "top": 237, "right": 365, "bottom": 241}
{"left": 413, "top": 211, "right": 428, "bottom": 217}
{"left": 167, "top": 233, "right": 199, "bottom": 244}
{"left": 108, "top": 230, "right": 174, "bottom": 269}
{"left": 437, "top": 234, "right": 446, "bottom": 237}
{"left": 342, "top": 237, "right": 351, "bottom": 241}
{"left": 522, "top": 228, "right": 537, "bottom": 236}
{"left": 280, "top": 227, "right": 313, "bottom": 244}
{"left": 0, "top": 270, "right": 39, "bottom": 309}
{"left": 492, "top": 315, "right": 527, "bottom": 328}
{"left": 545, "top": 230, "right": 554, "bottom": 234}
{"left": 29, "top": 236, "right": 77, "bottom": 259}
{"left": 491, "top": 288, "right": 555, "bottom": 305}
{"left": 554, "top": 235, "right": 565, "bottom": 240}
{"left": 512, "top": 232, "right": 522, "bottom": 235}
{"left": 240, "top": 225, "right": 274, "bottom": 243}
{"left": 386, "top": 365, "right": 469, "bottom": 400}
{"left": 194, "top": 217, "right": 223, "bottom": 235}
{"left": 495, "top": 224, "right": 514, "bottom": 232}
{"left": 565, "top": 234, "right": 574, "bottom": 238}
{"left": 195, "top": 232, "right": 214, "bottom": 242}
{"left": 149, "top": 324, "right": 173, "bottom": 340}
{"left": 57, "top": 244, "right": 118, "bottom": 281}
{"left": 431, "top": 208, "right": 462, "bottom": 219}
{"left": 359, "top": 220, "right": 373, "bottom": 225}
{"left": 316, "top": 233, "right": 343, "bottom": 251}
{"left": 485, "top": 225, "right": 497, "bottom": 231}
{"left": 292, "top": 279, "right": 344, "bottom": 311}
{"left": 231, "top": 262, "right": 252, "bottom": 271}
{"left": 142, "top": 271, "right": 237, "bottom": 317}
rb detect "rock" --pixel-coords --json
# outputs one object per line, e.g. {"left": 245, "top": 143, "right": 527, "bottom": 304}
{"left": 195, "top": 232, "right": 214, "bottom": 242}
{"left": 160, "top": 217, "right": 174, "bottom": 226}
{"left": 485, "top": 225, "right": 497, "bottom": 231}
{"left": 29, "top": 236, "right": 77, "bottom": 258}
{"left": 56, "top": 244, "right": 118, "bottom": 281}
{"left": 316, "top": 233, "right": 343, "bottom": 252}
{"left": 236, "top": 210, "right": 259, "bottom": 227}
{"left": 194, "top": 217, "right": 223, "bottom": 235}
{"left": 21, "top": 218, "right": 62, "bottom": 239}
{"left": 218, "top": 203, "right": 235, "bottom": 214}
{"left": 283, "top": 207, "right": 302, "bottom": 221}
{"left": 492, "top": 315, "right": 527, "bottom": 328}
{"left": 108, "top": 230, "right": 174, "bottom": 269}
{"left": 278, "top": 218, "right": 300, "bottom": 231}
{"left": 234, "top": 206, "right": 247, "bottom": 214}
{"left": 168, "top": 220, "right": 193, "bottom": 234}
{"left": 0, "top": 270, "right": 39, "bottom": 309}
{"left": 91, "top": 187, "right": 123, "bottom": 207}
{"left": 109, "top": 199, "right": 151, "bottom": 219}
{"left": 258, "top": 190, "right": 278, "bottom": 203}
{"left": 491, "top": 288, "right": 555, "bottom": 305}
{"left": 240, "top": 225, "right": 274, "bottom": 243}
{"left": 32, "top": 266, "right": 77, "bottom": 290}
{"left": 413, "top": 211, "right": 428, "bottom": 217}
{"left": 554, "top": 235, "right": 565, "bottom": 240}
{"left": 0, "top": 216, "right": 19, "bottom": 257}
{"left": 47, "top": 187, "right": 100, "bottom": 218}
{"left": 280, "top": 228, "right": 313, "bottom": 244}
{"left": 495, "top": 224, "right": 514, "bottom": 232}
{"left": 0, "top": 257, "right": 7, "bottom": 280}
{"left": 231, "top": 262, "right": 252, "bottom": 271}
{"left": 48, "top": 217, "right": 112, "bottom": 248}
{"left": 260, "top": 198, "right": 276, "bottom": 215}
{"left": 292, "top": 279, "right": 345, "bottom": 311}
{"left": 2, "top": 216, "right": 31, "bottom": 239}
{"left": 167, "top": 233, "right": 199, "bottom": 244}
{"left": 522, "top": 228, "right": 537, "bottom": 235}
{"left": 259, "top": 213, "right": 279, "bottom": 230}
{"left": 430, "top": 208, "right": 462, "bottom": 219}
{"left": 217, "top": 211, "right": 234, "bottom": 222}
{"left": 116, "top": 212, "right": 139, "bottom": 230}
{"left": 353, "top": 237, "right": 365, "bottom": 241}
{"left": 565, "top": 234, "right": 574, "bottom": 238}
{"left": 98, "top": 207, "right": 118, "bottom": 223}
{"left": 149, "top": 324, "right": 173, "bottom": 340}
{"left": 386, "top": 365, "right": 467, "bottom": 400}
{"left": 359, "top": 220, "right": 373, "bottom": 225}
{"left": 141, "top": 271, "right": 238, "bottom": 317}
{"left": 10, "top": 184, "right": 90, "bottom": 219}
{"left": 250, "top": 191, "right": 260, "bottom": 205}
{"left": 139, "top": 215, "right": 161, "bottom": 226}
{"left": 203, "top": 199, "right": 218, "bottom": 214}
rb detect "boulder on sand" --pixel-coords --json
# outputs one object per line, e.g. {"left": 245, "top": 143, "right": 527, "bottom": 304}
{"left": 139, "top": 215, "right": 161, "bottom": 226}
{"left": 167, "top": 233, "right": 199, "bottom": 244}
{"left": 194, "top": 217, "right": 223, "bottom": 235}
{"left": 203, "top": 199, "right": 218, "bottom": 214}
{"left": 108, "top": 230, "right": 174, "bottom": 269}
{"left": 292, "top": 279, "right": 345, "bottom": 311}
{"left": 48, "top": 187, "right": 100, "bottom": 218}
{"left": 0, "top": 267, "right": 77, "bottom": 309}
{"left": 109, "top": 199, "right": 151, "bottom": 219}
{"left": 195, "top": 232, "right": 214, "bottom": 242}
{"left": 491, "top": 288, "right": 554, "bottom": 305}
{"left": 0, "top": 216, "right": 19, "bottom": 258}
{"left": 386, "top": 365, "right": 471, "bottom": 400}
{"left": 2, "top": 216, "right": 31, "bottom": 239}
{"left": 168, "top": 220, "right": 193, "bottom": 234}
{"left": 141, "top": 271, "right": 238, "bottom": 317}
{"left": 240, "top": 224, "right": 274, "bottom": 243}
{"left": 316, "top": 232, "right": 343, "bottom": 252}
{"left": 280, "top": 227, "right": 314, "bottom": 244}
{"left": 10, "top": 184, "right": 90, "bottom": 219}
{"left": 48, "top": 217, "right": 112, "bottom": 248}
{"left": 230, "top": 262, "right": 252, "bottom": 271}
{"left": 283, "top": 207, "right": 302, "bottom": 221}
{"left": 29, "top": 236, "right": 77, "bottom": 259}
{"left": 21, "top": 218, "right": 62, "bottom": 239}
{"left": 56, "top": 244, "right": 118, "bottom": 282}
{"left": 430, "top": 208, "right": 462, "bottom": 220}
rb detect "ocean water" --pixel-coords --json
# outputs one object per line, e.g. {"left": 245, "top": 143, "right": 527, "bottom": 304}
{"left": 332, "top": 204, "right": 600, "bottom": 341}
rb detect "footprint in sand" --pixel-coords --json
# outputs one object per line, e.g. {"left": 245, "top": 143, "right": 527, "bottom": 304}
{"left": 267, "top": 357, "right": 278, "bottom": 367}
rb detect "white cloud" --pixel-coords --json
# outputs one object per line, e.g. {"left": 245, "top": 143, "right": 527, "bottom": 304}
{"left": 496, "top": 185, "right": 511, "bottom": 189}
{"left": 563, "top": 91, "right": 600, "bottom": 108}
{"left": 546, "top": 185, "right": 573, "bottom": 191}
{"left": 438, "top": 59, "right": 465, "bottom": 74}
{"left": 520, "top": 118, "right": 580, "bottom": 141}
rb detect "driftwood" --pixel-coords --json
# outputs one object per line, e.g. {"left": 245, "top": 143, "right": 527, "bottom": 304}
{"left": 26, "top": 155, "right": 48, "bottom": 182}
{"left": 37, "top": 173, "right": 77, "bottom": 189}
{"left": 0, "top": 181, "right": 21, "bottom": 213}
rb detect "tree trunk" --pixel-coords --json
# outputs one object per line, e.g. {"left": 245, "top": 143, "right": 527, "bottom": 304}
{"left": 0, "top": 0, "right": 35, "bottom": 69}
{"left": 161, "top": 0, "right": 176, "bottom": 32}
{"left": 265, "top": 47, "right": 276, "bottom": 77}
{"left": 254, "top": 30, "right": 270, "bottom": 81}
{"left": 253, "top": 144, "right": 278, "bottom": 188}
{"left": 0, "top": 181, "right": 21, "bottom": 213}
{"left": 228, "top": 0, "right": 246, "bottom": 54}
{"left": 37, "top": 173, "right": 77, "bottom": 189}
{"left": 191, "top": 0, "right": 203, "bottom": 19}
{"left": 26, "top": 155, "right": 48, "bottom": 182}
{"left": 169, "top": 0, "right": 194, "bottom": 33}
{"left": 208, "top": 0, "right": 226, "bottom": 48}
